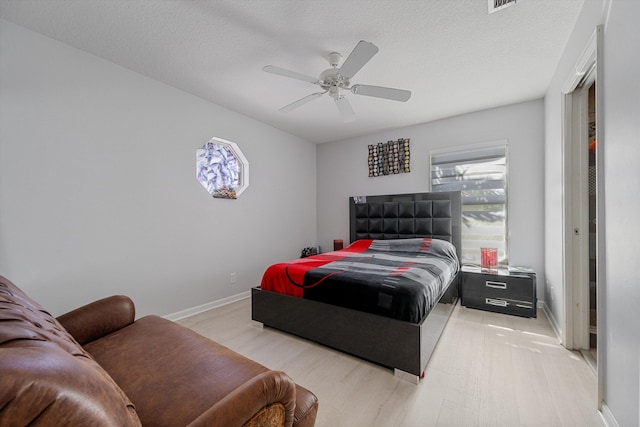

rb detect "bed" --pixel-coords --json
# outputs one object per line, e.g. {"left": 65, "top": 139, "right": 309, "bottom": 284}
{"left": 251, "top": 191, "right": 462, "bottom": 383}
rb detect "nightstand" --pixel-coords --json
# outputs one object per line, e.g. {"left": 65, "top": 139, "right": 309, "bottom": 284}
{"left": 460, "top": 266, "right": 537, "bottom": 318}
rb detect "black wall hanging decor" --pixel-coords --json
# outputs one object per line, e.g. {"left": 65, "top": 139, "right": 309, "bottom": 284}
{"left": 368, "top": 138, "right": 410, "bottom": 177}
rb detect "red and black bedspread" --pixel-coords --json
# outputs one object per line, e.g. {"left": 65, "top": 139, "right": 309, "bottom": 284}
{"left": 260, "top": 238, "right": 459, "bottom": 324}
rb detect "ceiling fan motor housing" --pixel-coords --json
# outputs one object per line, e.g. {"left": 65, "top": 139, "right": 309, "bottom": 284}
{"left": 319, "top": 70, "right": 350, "bottom": 98}
{"left": 321, "top": 51, "right": 351, "bottom": 96}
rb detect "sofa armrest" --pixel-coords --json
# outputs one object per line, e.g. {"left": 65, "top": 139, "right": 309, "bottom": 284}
{"left": 188, "top": 370, "right": 296, "bottom": 427}
{"left": 57, "top": 295, "right": 135, "bottom": 345}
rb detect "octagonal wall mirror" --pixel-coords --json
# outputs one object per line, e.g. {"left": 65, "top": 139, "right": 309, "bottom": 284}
{"left": 196, "top": 137, "right": 249, "bottom": 199}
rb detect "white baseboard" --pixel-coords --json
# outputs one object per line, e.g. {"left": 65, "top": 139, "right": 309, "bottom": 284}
{"left": 537, "top": 304, "right": 622, "bottom": 427}
{"left": 599, "top": 403, "right": 621, "bottom": 427}
{"left": 163, "top": 290, "right": 251, "bottom": 321}
{"left": 540, "top": 300, "right": 563, "bottom": 344}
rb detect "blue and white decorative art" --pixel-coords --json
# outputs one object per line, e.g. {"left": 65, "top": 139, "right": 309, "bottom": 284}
{"left": 196, "top": 137, "right": 249, "bottom": 199}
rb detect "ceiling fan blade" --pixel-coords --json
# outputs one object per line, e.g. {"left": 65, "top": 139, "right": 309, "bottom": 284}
{"left": 262, "top": 65, "right": 319, "bottom": 85}
{"left": 279, "top": 92, "right": 325, "bottom": 113}
{"left": 350, "top": 84, "right": 411, "bottom": 102}
{"left": 338, "top": 41, "right": 379, "bottom": 79}
{"left": 334, "top": 96, "right": 356, "bottom": 123}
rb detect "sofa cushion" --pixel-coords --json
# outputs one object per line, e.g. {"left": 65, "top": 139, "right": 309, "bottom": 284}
{"left": 84, "top": 314, "right": 297, "bottom": 426}
{"left": 0, "top": 276, "right": 141, "bottom": 426}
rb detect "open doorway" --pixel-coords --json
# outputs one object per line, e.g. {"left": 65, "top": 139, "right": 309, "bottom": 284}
{"left": 586, "top": 81, "right": 597, "bottom": 366}
{"left": 566, "top": 70, "right": 596, "bottom": 358}
{"left": 562, "top": 25, "right": 605, "bottom": 407}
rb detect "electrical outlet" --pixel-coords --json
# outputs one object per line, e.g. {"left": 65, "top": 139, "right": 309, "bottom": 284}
{"left": 230, "top": 272, "right": 237, "bottom": 284}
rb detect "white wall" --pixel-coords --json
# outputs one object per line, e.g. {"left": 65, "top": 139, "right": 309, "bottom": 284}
{"left": 317, "top": 99, "right": 546, "bottom": 298}
{"left": 544, "top": 1, "right": 640, "bottom": 425}
{"left": 603, "top": 2, "right": 640, "bottom": 422}
{"left": 0, "top": 19, "right": 317, "bottom": 317}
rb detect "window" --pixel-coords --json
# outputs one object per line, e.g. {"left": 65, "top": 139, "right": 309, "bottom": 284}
{"left": 430, "top": 143, "right": 508, "bottom": 265}
{"left": 196, "top": 137, "right": 249, "bottom": 199}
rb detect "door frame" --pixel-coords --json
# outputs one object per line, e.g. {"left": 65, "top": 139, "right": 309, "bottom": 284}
{"left": 561, "top": 25, "right": 605, "bottom": 407}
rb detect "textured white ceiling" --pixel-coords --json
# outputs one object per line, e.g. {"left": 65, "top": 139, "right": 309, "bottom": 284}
{"left": 0, "top": 0, "right": 584, "bottom": 143}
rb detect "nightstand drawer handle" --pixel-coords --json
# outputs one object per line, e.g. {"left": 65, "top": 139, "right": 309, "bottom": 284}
{"left": 486, "top": 298, "right": 508, "bottom": 307}
{"left": 486, "top": 281, "right": 507, "bottom": 289}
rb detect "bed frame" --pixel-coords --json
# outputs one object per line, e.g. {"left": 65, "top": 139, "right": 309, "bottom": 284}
{"left": 251, "top": 191, "right": 462, "bottom": 383}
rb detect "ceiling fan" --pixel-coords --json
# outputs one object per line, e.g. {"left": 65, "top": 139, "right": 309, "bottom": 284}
{"left": 262, "top": 41, "right": 411, "bottom": 123}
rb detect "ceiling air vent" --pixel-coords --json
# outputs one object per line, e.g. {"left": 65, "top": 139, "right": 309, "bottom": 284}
{"left": 488, "top": 0, "right": 517, "bottom": 14}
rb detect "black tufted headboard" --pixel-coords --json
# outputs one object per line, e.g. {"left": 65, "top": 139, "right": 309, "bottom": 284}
{"left": 349, "top": 191, "right": 462, "bottom": 258}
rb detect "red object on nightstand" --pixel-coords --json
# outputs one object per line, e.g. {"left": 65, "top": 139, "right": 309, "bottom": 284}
{"left": 481, "top": 247, "right": 498, "bottom": 270}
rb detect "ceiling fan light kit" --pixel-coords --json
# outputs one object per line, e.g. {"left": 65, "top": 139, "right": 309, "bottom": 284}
{"left": 263, "top": 40, "right": 412, "bottom": 122}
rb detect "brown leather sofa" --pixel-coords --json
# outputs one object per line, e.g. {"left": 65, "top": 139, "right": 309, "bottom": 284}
{"left": 0, "top": 275, "right": 318, "bottom": 426}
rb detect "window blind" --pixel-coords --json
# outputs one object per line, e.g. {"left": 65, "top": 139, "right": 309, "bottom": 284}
{"left": 430, "top": 145, "right": 508, "bottom": 265}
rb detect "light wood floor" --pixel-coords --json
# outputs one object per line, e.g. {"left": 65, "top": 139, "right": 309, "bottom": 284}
{"left": 178, "top": 299, "right": 602, "bottom": 427}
